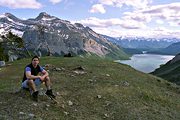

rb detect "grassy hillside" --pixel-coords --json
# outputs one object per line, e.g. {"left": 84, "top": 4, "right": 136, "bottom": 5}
{"left": 151, "top": 60, "right": 180, "bottom": 85}
{"left": 0, "top": 56, "right": 180, "bottom": 120}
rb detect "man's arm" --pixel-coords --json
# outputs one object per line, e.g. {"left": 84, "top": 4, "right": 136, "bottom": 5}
{"left": 26, "top": 71, "right": 41, "bottom": 80}
{"left": 38, "top": 66, "right": 49, "bottom": 81}
{"left": 40, "top": 69, "right": 49, "bottom": 79}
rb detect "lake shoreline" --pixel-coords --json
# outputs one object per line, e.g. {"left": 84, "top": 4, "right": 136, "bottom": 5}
{"left": 116, "top": 54, "right": 174, "bottom": 73}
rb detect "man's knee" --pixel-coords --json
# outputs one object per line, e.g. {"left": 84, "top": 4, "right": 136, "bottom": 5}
{"left": 45, "top": 76, "right": 50, "bottom": 81}
{"left": 27, "top": 79, "right": 34, "bottom": 85}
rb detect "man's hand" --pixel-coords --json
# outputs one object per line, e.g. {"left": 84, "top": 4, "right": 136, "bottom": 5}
{"left": 39, "top": 74, "right": 48, "bottom": 81}
{"left": 39, "top": 76, "right": 45, "bottom": 81}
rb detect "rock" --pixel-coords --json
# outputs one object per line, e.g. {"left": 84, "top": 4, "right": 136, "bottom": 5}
{"left": 0, "top": 61, "right": 5, "bottom": 67}
{"left": 73, "top": 70, "right": 86, "bottom": 75}
{"left": 88, "top": 79, "right": 94, "bottom": 83}
{"left": 19, "top": 112, "right": 25, "bottom": 115}
{"left": 9, "top": 55, "right": 18, "bottom": 62}
{"left": 64, "top": 111, "right": 69, "bottom": 115}
{"left": 104, "top": 101, "right": 112, "bottom": 107}
{"left": 114, "top": 85, "right": 119, "bottom": 87}
{"left": 97, "top": 95, "right": 102, "bottom": 99}
{"left": 46, "top": 104, "right": 50, "bottom": 107}
{"left": 73, "top": 66, "right": 85, "bottom": 71}
{"left": 56, "top": 92, "right": 60, "bottom": 96}
{"left": 70, "top": 74, "right": 75, "bottom": 77}
{"left": 61, "top": 67, "right": 65, "bottom": 70}
{"left": 61, "top": 104, "right": 65, "bottom": 109}
{"left": 28, "top": 113, "right": 35, "bottom": 118}
{"left": 55, "top": 68, "right": 61, "bottom": 71}
{"left": 104, "top": 113, "right": 109, "bottom": 118}
{"left": 122, "top": 81, "right": 130, "bottom": 87}
{"left": 68, "top": 100, "right": 73, "bottom": 106}
{"left": 32, "top": 103, "right": 38, "bottom": 106}
{"left": 106, "top": 74, "right": 110, "bottom": 77}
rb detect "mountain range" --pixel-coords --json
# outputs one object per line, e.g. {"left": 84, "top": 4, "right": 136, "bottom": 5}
{"left": 148, "top": 42, "right": 180, "bottom": 55}
{"left": 0, "top": 12, "right": 129, "bottom": 60}
{"left": 103, "top": 35, "right": 180, "bottom": 55}
{"left": 104, "top": 35, "right": 180, "bottom": 50}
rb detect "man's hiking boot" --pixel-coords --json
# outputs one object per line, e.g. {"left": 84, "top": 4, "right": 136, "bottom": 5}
{"left": 45, "top": 89, "right": 56, "bottom": 99}
{"left": 32, "top": 91, "right": 39, "bottom": 102}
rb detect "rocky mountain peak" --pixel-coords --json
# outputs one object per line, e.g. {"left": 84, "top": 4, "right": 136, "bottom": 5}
{"left": 4, "top": 13, "right": 15, "bottom": 17}
{"left": 0, "top": 12, "right": 128, "bottom": 59}
{"left": 74, "top": 23, "right": 84, "bottom": 28}
{"left": 35, "top": 12, "right": 56, "bottom": 20}
{"left": 1, "top": 13, "right": 20, "bottom": 22}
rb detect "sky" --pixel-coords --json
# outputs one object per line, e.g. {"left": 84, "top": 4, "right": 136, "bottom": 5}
{"left": 0, "top": 0, "right": 180, "bottom": 38}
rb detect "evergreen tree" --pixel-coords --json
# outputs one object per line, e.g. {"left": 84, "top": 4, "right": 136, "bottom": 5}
{"left": 0, "top": 31, "right": 31, "bottom": 61}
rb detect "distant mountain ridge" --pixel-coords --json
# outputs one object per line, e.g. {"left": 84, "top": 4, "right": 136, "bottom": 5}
{"left": 121, "top": 37, "right": 179, "bottom": 49}
{"left": 148, "top": 42, "right": 180, "bottom": 55}
{"left": 103, "top": 35, "right": 180, "bottom": 51}
{"left": 0, "top": 12, "right": 129, "bottom": 59}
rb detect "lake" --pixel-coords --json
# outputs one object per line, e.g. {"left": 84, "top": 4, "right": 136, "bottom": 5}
{"left": 116, "top": 54, "right": 174, "bottom": 73}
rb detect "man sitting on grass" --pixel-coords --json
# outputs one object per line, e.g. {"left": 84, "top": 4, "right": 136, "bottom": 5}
{"left": 22, "top": 56, "right": 55, "bottom": 102}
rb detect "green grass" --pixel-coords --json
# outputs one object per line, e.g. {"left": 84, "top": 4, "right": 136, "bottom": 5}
{"left": 152, "top": 61, "right": 180, "bottom": 85}
{"left": 0, "top": 56, "right": 180, "bottom": 120}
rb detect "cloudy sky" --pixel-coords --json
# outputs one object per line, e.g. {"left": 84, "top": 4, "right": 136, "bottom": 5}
{"left": 0, "top": 0, "right": 180, "bottom": 38}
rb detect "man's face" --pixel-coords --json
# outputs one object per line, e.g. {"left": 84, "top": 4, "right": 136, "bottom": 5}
{"left": 32, "top": 58, "right": 39, "bottom": 67}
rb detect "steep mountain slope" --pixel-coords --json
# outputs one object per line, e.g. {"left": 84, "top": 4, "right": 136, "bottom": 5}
{"left": 0, "top": 12, "right": 129, "bottom": 59}
{"left": 151, "top": 53, "right": 180, "bottom": 85}
{"left": 0, "top": 56, "right": 179, "bottom": 119}
{"left": 149, "top": 42, "right": 180, "bottom": 55}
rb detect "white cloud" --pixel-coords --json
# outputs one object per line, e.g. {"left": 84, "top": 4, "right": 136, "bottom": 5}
{"left": 49, "top": 0, "right": 63, "bottom": 4}
{"left": 87, "top": 1, "right": 180, "bottom": 38}
{"left": 74, "top": 17, "right": 122, "bottom": 27}
{"left": 168, "top": 22, "right": 179, "bottom": 27}
{"left": 120, "top": 18, "right": 147, "bottom": 29}
{"left": 73, "top": 16, "right": 180, "bottom": 38}
{"left": 75, "top": 16, "right": 146, "bottom": 30}
{"left": 90, "top": 4, "right": 106, "bottom": 14}
{"left": 98, "top": 0, "right": 152, "bottom": 9}
{"left": 92, "top": 27, "right": 122, "bottom": 37}
{"left": 90, "top": 0, "right": 152, "bottom": 14}
{"left": 0, "top": 0, "right": 42, "bottom": 9}
{"left": 156, "top": 19, "right": 164, "bottom": 24}
{"left": 154, "top": 27, "right": 170, "bottom": 32}
{"left": 122, "top": 2, "right": 180, "bottom": 28}
{"left": 123, "top": 12, "right": 151, "bottom": 23}
{"left": 141, "top": 2, "right": 180, "bottom": 21}
{"left": 98, "top": 0, "right": 114, "bottom": 6}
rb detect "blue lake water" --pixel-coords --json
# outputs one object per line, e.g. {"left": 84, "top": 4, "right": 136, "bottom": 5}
{"left": 117, "top": 54, "right": 174, "bottom": 73}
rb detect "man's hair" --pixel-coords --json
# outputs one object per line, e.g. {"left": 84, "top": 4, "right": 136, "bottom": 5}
{"left": 32, "top": 55, "right": 39, "bottom": 61}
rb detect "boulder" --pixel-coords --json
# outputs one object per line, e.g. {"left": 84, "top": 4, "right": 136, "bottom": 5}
{"left": 0, "top": 61, "right": 5, "bottom": 67}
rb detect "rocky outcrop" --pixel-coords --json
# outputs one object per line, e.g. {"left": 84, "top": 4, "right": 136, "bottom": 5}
{"left": 0, "top": 61, "right": 5, "bottom": 67}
